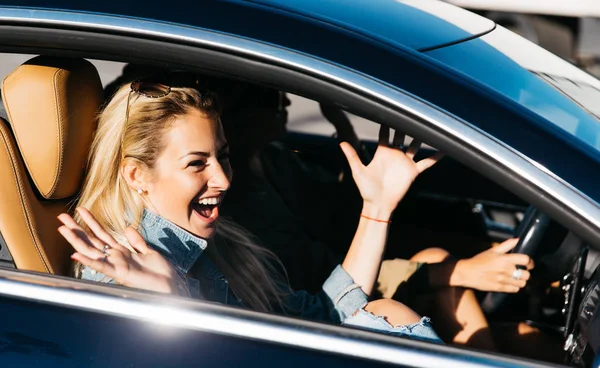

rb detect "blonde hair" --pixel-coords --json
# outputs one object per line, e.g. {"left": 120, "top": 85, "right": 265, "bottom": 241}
{"left": 75, "top": 82, "right": 287, "bottom": 312}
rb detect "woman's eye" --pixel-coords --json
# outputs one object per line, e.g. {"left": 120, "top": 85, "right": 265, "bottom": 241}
{"left": 188, "top": 160, "right": 206, "bottom": 168}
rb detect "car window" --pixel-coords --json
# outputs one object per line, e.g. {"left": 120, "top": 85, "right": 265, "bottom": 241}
{"left": 0, "top": 52, "right": 591, "bottom": 366}
{"left": 221, "top": 87, "right": 583, "bottom": 364}
{"left": 287, "top": 94, "right": 380, "bottom": 141}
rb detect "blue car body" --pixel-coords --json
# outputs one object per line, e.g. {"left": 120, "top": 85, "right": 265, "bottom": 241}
{"left": 0, "top": 0, "right": 596, "bottom": 367}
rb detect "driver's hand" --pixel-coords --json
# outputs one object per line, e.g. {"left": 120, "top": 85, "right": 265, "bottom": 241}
{"left": 454, "top": 238, "right": 535, "bottom": 293}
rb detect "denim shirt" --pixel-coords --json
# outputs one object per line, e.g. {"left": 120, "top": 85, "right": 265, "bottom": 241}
{"left": 81, "top": 209, "right": 368, "bottom": 324}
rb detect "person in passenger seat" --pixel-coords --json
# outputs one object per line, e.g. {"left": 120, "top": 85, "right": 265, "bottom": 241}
{"left": 57, "top": 74, "right": 444, "bottom": 344}
{"left": 215, "top": 81, "right": 552, "bottom": 352}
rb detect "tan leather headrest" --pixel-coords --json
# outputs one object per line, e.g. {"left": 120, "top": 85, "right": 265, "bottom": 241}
{"left": 2, "top": 56, "right": 102, "bottom": 199}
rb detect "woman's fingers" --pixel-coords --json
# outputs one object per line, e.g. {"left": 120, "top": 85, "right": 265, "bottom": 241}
{"left": 488, "top": 268, "right": 530, "bottom": 292}
{"left": 415, "top": 151, "right": 444, "bottom": 173}
{"left": 58, "top": 226, "right": 104, "bottom": 260}
{"left": 340, "top": 142, "right": 363, "bottom": 174}
{"left": 76, "top": 208, "right": 123, "bottom": 250}
{"left": 125, "top": 227, "right": 150, "bottom": 255}
{"left": 71, "top": 252, "right": 115, "bottom": 279}
{"left": 487, "top": 274, "right": 524, "bottom": 292}
{"left": 89, "top": 236, "right": 109, "bottom": 251}
{"left": 502, "top": 265, "right": 531, "bottom": 282}
{"left": 503, "top": 276, "right": 527, "bottom": 289}
{"left": 493, "top": 238, "right": 519, "bottom": 254}
{"left": 405, "top": 139, "right": 421, "bottom": 160}
{"left": 505, "top": 253, "right": 535, "bottom": 270}
{"left": 58, "top": 213, "right": 103, "bottom": 250}
{"left": 511, "top": 269, "right": 531, "bottom": 282}
{"left": 57, "top": 213, "right": 86, "bottom": 232}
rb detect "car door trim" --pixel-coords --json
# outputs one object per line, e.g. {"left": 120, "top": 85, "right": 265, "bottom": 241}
{"left": 0, "top": 267, "right": 554, "bottom": 368}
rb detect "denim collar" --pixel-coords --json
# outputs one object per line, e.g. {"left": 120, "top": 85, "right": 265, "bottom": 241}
{"left": 137, "top": 209, "right": 207, "bottom": 273}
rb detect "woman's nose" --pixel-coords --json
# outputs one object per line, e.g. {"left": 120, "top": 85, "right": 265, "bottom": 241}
{"left": 208, "top": 161, "right": 231, "bottom": 191}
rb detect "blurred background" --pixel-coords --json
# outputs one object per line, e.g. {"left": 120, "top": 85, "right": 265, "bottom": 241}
{"left": 444, "top": 0, "right": 600, "bottom": 76}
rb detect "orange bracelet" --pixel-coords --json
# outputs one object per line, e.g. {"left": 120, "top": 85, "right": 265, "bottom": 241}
{"left": 360, "top": 214, "right": 391, "bottom": 224}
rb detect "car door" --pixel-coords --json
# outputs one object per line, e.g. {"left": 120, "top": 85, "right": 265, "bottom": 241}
{"left": 0, "top": 267, "right": 546, "bottom": 368}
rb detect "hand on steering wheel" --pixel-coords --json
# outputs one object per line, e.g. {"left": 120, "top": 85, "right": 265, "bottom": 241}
{"left": 481, "top": 206, "right": 551, "bottom": 314}
{"left": 456, "top": 238, "right": 534, "bottom": 293}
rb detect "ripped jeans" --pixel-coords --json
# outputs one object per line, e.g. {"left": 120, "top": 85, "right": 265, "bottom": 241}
{"left": 343, "top": 310, "right": 443, "bottom": 344}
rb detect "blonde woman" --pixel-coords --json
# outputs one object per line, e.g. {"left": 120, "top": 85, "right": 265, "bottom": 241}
{"left": 57, "top": 76, "right": 443, "bottom": 343}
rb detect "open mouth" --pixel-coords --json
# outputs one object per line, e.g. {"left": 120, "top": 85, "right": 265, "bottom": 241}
{"left": 192, "top": 196, "right": 221, "bottom": 222}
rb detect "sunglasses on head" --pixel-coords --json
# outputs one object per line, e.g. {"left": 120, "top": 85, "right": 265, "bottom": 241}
{"left": 125, "top": 72, "right": 205, "bottom": 126}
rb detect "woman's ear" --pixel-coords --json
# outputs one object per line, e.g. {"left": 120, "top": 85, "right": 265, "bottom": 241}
{"left": 121, "top": 159, "right": 150, "bottom": 193}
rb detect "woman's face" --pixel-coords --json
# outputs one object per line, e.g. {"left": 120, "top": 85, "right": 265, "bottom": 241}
{"left": 144, "top": 109, "right": 231, "bottom": 238}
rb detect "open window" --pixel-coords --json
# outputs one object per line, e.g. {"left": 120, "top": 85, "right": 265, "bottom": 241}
{"left": 0, "top": 18, "right": 597, "bottom": 366}
{"left": 214, "top": 78, "right": 584, "bottom": 363}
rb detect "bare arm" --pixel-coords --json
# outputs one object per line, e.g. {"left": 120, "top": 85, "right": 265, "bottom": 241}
{"left": 426, "top": 239, "right": 535, "bottom": 293}
{"left": 340, "top": 126, "right": 442, "bottom": 295}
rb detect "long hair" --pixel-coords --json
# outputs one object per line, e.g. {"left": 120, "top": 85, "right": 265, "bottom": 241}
{"left": 75, "top": 82, "right": 287, "bottom": 312}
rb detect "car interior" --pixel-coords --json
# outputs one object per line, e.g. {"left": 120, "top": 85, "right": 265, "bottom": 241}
{"left": 0, "top": 54, "right": 599, "bottom": 366}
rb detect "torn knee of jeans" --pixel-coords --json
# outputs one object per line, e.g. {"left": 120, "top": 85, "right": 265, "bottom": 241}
{"left": 351, "top": 308, "right": 432, "bottom": 330}
{"left": 352, "top": 308, "right": 396, "bottom": 326}
{"left": 343, "top": 310, "right": 442, "bottom": 344}
{"left": 398, "top": 316, "right": 432, "bottom": 331}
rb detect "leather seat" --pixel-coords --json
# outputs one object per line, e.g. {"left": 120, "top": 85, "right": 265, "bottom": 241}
{"left": 0, "top": 56, "right": 103, "bottom": 275}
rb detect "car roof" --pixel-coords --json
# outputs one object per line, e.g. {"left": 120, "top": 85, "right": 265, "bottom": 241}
{"left": 2, "top": 0, "right": 495, "bottom": 52}
{"left": 236, "top": 0, "right": 496, "bottom": 51}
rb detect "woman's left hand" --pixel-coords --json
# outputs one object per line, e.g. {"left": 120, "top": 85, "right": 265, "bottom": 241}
{"left": 58, "top": 208, "right": 187, "bottom": 295}
{"left": 340, "top": 126, "right": 443, "bottom": 214}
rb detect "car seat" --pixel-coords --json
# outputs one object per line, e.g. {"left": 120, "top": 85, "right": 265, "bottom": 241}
{"left": 0, "top": 55, "right": 103, "bottom": 275}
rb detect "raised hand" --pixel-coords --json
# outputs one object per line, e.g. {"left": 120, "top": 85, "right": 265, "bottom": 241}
{"left": 454, "top": 238, "right": 535, "bottom": 293}
{"left": 58, "top": 207, "right": 187, "bottom": 295}
{"left": 340, "top": 126, "right": 443, "bottom": 214}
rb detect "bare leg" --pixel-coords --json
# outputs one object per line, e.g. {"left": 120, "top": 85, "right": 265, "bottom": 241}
{"left": 410, "top": 248, "right": 496, "bottom": 350}
{"left": 364, "top": 299, "right": 421, "bottom": 326}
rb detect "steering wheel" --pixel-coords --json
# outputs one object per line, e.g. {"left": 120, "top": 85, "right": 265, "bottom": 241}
{"left": 481, "top": 206, "right": 551, "bottom": 314}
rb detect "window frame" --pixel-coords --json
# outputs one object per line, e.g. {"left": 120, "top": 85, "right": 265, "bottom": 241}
{"left": 0, "top": 9, "right": 587, "bottom": 245}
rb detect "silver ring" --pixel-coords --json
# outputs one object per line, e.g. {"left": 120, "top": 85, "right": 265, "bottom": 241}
{"left": 101, "top": 245, "right": 111, "bottom": 258}
{"left": 512, "top": 268, "right": 523, "bottom": 280}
